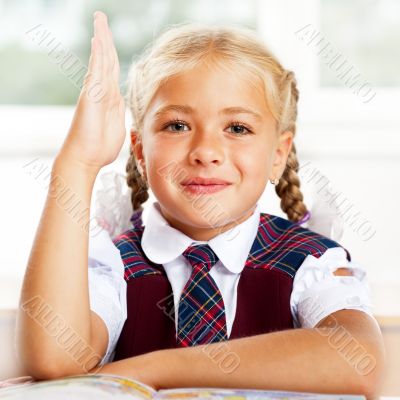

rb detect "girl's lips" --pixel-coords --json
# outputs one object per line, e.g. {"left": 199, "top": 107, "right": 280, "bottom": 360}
{"left": 180, "top": 183, "right": 231, "bottom": 195}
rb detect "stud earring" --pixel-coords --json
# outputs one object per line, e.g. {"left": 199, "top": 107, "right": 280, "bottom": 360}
{"left": 270, "top": 177, "right": 279, "bottom": 185}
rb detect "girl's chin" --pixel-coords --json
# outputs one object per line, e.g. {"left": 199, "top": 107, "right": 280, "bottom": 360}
{"left": 178, "top": 209, "right": 238, "bottom": 232}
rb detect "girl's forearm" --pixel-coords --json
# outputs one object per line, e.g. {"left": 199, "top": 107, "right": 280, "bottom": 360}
{"left": 149, "top": 317, "right": 382, "bottom": 399}
{"left": 16, "top": 155, "right": 100, "bottom": 377}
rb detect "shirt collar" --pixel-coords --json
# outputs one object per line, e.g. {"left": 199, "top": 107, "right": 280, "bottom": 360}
{"left": 141, "top": 201, "right": 261, "bottom": 273}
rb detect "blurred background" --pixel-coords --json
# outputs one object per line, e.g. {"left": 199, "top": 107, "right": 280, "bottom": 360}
{"left": 0, "top": 0, "right": 399, "bottom": 393}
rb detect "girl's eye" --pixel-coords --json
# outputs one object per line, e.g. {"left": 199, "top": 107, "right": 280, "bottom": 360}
{"left": 227, "top": 122, "right": 253, "bottom": 135}
{"left": 163, "top": 119, "right": 190, "bottom": 132}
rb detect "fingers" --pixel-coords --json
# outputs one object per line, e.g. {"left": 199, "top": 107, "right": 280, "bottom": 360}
{"left": 108, "top": 29, "right": 120, "bottom": 84}
{"left": 83, "top": 10, "right": 121, "bottom": 105}
{"left": 94, "top": 12, "right": 119, "bottom": 82}
{"left": 83, "top": 15, "right": 103, "bottom": 100}
{"left": 102, "top": 15, "right": 120, "bottom": 85}
{"left": 93, "top": 11, "right": 120, "bottom": 89}
{"left": 93, "top": 12, "right": 108, "bottom": 79}
{"left": 88, "top": 31, "right": 102, "bottom": 82}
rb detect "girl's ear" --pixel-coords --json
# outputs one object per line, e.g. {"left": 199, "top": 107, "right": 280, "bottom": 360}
{"left": 130, "top": 128, "right": 145, "bottom": 167}
{"left": 271, "top": 130, "right": 293, "bottom": 177}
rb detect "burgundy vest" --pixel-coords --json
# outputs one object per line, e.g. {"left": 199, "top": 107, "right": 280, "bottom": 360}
{"left": 112, "top": 212, "right": 350, "bottom": 361}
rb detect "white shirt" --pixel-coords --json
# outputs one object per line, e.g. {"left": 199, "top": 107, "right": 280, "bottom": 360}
{"left": 88, "top": 201, "right": 375, "bottom": 366}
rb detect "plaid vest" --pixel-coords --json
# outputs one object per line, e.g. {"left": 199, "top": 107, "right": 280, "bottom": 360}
{"left": 112, "top": 212, "right": 350, "bottom": 361}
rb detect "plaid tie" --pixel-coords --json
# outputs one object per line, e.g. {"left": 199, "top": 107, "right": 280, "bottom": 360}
{"left": 177, "top": 244, "right": 228, "bottom": 346}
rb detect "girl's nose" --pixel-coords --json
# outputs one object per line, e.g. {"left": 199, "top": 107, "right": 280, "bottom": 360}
{"left": 188, "top": 133, "right": 226, "bottom": 166}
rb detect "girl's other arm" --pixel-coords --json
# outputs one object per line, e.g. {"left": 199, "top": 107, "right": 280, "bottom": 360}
{"left": 98, "top": 309, "right": 385, "bottom": 400}
{"left": 153, "top": 309, "right": 385, "bottom": 399}
{"left": 15, "top": 11, "right": 126, "bottom": 379}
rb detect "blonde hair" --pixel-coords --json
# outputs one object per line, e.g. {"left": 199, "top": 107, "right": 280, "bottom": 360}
{"left": 125, "top": 22, "right": 308, "bottom": 223}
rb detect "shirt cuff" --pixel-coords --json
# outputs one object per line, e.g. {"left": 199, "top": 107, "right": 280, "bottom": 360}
{"left": 290, "top": 247, "right": 375, "bottom": 329}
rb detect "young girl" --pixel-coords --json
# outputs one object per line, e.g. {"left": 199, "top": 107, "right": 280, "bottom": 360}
{"left": 16, "top": 10, "right": 385, "bottom": 398}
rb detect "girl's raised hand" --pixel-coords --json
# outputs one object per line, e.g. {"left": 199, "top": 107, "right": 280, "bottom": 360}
{"left": 57, "top": 11, "right": 126, "bottom": 172}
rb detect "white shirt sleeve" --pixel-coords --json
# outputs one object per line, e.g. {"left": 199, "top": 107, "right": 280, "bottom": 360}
{"left": 290, "top": 247, "right": 376, "bottom": 329}
{"left": 87, "top": 226, "right": 127, "bottom": 366}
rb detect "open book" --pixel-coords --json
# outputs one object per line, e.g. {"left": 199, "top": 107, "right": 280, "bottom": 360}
{"left": 0, "top": 373, "right": 366, "bottom": 399}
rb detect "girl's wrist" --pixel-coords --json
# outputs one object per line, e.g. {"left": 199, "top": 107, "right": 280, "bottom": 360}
{"left": 49, "top": 152, "right": 100, "bottom": 209}
{"left": 144, "top": 348, "right": 186, "bottom": 390}
{"left": 53, "top": 152, "right": 101, "bottom": 179}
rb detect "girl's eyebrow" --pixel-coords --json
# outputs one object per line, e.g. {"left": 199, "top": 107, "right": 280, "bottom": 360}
{"left": 153, "top": 104, "right": 263, "bottom": 122}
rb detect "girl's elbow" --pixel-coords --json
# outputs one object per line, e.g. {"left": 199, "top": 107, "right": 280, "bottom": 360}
{"left": 355, "top": 342, "right": 386, "bottom": 400}
{"left": 24, "top": 362, "right": 65, "bottom": 381}
{"left": 15, "top": 340, "right": 84, "bottom": 381}
{"left": 21, "top": 355, "right": 85, "bottom": 381}
{"left": 359, "top": 375, "right": 384, "bottom": 400}
{"left": 15, "top": 317, "right": 96, "bottom": 380}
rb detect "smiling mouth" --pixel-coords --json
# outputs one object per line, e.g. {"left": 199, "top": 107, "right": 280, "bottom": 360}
{"left": 180, "top": 183, "right": 231, "bottom": 195}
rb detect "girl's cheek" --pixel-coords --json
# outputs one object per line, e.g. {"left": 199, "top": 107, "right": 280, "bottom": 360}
{"left": 148, "top": 141, "right": 185, "bottom": 174}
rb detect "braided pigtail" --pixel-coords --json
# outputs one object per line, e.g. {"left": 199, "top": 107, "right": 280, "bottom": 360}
{"left": 273, "top": 71, "right": 309, "bottom": 223}
{"left": 274, "top": 142, "right": 308, "bottom": 223}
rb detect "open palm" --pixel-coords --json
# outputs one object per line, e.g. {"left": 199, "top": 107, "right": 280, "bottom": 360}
{"left": 59, "top": 11, "right": 126, "bottom": 170}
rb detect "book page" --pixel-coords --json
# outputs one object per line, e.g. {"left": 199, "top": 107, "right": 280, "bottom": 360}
{"left": 157, "top": 387, "right": 366, "bottom": 400}
{"left": 0, "top": 374, "right": 156, "bottom": 399}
